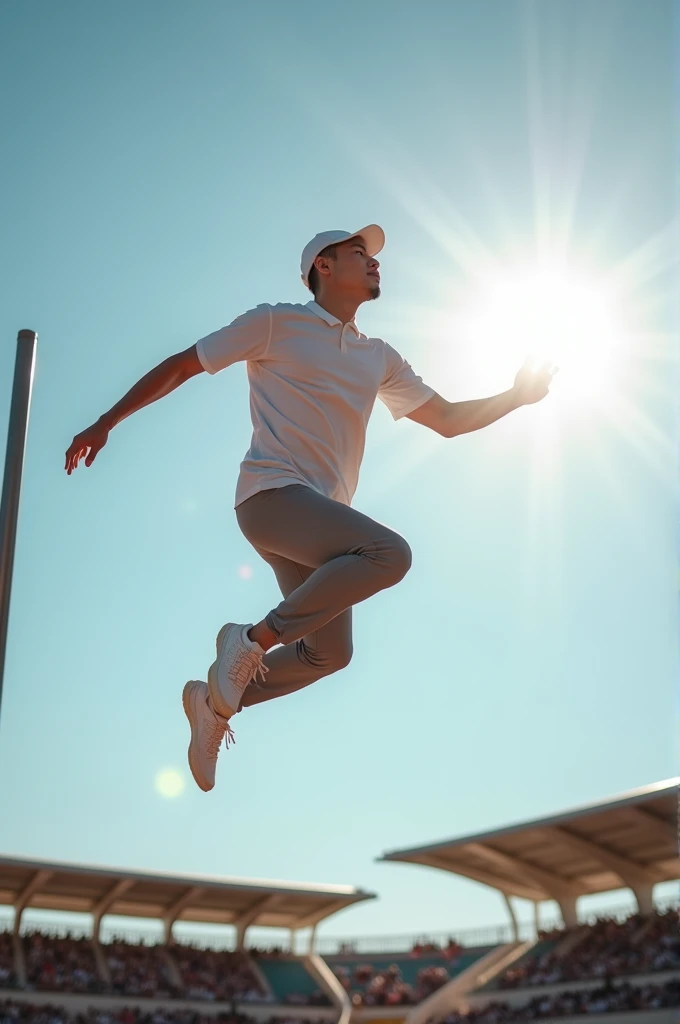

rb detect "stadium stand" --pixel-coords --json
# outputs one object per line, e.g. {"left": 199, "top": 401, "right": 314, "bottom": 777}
{"left": 379, "top": 780, "right": 679, "bottom": 1024}
{"left": 0, "top": 933, "right": 16, "bottom": 990}
{"left": 23, "top": 932, "right": 103, "bottom": 995}
{"left": 104, "top": 940, "right": 179, "bottom": 999}
{"left": 173, "top": 948, "right": 264, "bottom": 1003}
{"left": 435, "top": 978, "right": 680, "bottom": 1022}
{"left": 0, "top": 780, "right": 677, "bottom": 1024}
{"left": 5, "top": 913, "right": 671, "bottom": 1012}
{"left": 495, "top": 910, "right": 680, "bottom": 989}
{"left": 251, "top": 957, "right": 330, "bottom": 1006}
{"left": 0, "top": 857, "right": 371, "bottom": 1024}
{"left": 327, "top": 950, "right": 493, "bottom": 1006}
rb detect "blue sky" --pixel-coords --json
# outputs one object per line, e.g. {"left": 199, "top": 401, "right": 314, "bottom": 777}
{"left": 0, "top": 0, "right": 677, "bottom": 945}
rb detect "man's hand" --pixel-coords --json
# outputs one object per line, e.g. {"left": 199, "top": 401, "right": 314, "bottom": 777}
{"left": 65, "top": 417, "right": 111, "bottom": 474}
{"left": 64, "top": 346, "right": 205, "bottom": 477}
{"left": 512, "top": 358, "right": 556, "bottom": 406}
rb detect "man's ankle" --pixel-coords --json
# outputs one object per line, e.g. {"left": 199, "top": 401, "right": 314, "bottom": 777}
{"left": 247, "top": 620, "right": 277, "bottom": 652}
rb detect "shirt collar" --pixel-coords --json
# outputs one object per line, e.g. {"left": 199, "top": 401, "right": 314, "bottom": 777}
{"left": 305, "top": 300, "right": 360, "bottom": 336}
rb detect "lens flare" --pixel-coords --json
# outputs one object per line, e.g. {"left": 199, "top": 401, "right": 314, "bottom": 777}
{"left": 154, "top": 767, "right": 185, "bottom": 799}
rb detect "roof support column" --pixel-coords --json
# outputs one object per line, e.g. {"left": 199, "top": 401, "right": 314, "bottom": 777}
{"left": 502, "top": 893, "right": 519, "bottom": 942}
{"left": 234, "top": 894, "right": 282, "bottom": 952}
{"left": 92, "top": 880, "right": 134, "bottom": 944}
{"left": 161, "top": 886, "right": 204, "bottom": 947}
{"left": 308, "top": 925, "right": 318, "bottom": 955}
{"left": 533, "top": 901, "right": 540, "bottom": 939}
{"left": 289, "top": 927, "right": 296, "bottom": 954}
{"left": 235, "top": 922, "right": 248, "bottom": 951}
{"left": 13, "top": 870, "right": 52, "bottom": 937}
{"left": 557, "top": 897, "right": 578, "bottom": 930}
{"left": 631, "top": 883, "right": 655, "bottom": 917}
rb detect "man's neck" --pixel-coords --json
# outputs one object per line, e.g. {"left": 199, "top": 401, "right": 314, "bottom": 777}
{"left": 313, "top": 293, "right": 361, "bottom": 326}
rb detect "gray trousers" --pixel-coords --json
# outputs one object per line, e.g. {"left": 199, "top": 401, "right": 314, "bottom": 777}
{"left": 235, "top": 484, "right": 412, "bottom": 709}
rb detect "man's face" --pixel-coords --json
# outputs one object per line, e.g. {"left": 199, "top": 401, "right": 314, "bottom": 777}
{"left": 321, "top": 237, "right": 381, "bottom": 300}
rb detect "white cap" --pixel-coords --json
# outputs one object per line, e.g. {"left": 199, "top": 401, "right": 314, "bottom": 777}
{"left": 300, "top": 224, "right": 385, "bottom": 288}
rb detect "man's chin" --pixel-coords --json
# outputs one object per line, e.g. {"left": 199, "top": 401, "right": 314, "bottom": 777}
{"left": 368, "top": 285, "right": 381, "bottom": 301}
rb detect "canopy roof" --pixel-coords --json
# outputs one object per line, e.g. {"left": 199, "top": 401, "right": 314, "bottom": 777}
{"left": 379, "top": 779, "right": 679, "bottom": 902}
{"left": 0, "top": 854, "right": 375, "bottom": 931}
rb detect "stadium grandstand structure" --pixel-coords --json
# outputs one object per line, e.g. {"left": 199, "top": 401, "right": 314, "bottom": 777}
{"left": 0, "top": 779, "right": 678, "bottom": 1024}
{"left": 380, "top": 778, "right": 679, "bottom": 935}
{"left": 0, "top": 856, "right": 374, "bottom": 1023}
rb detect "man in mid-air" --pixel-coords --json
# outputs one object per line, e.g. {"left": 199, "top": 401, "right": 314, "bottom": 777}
{"left": 66, "top": 224, "right": 554, "bottom": 793}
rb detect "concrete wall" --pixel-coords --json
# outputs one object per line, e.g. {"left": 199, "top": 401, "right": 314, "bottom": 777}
{"left": 0, "top": 987, "right": 337, "bottom": 1021}
{"left": 1, "top": 983, "right": 678, "bottom": 1024}
{"left": 348, "top": 1010, "right": 678, "bottom": 1024}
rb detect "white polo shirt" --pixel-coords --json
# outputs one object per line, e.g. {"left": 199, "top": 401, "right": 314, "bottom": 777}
{"left": 196, "top": 300, "right": 434, "bottom": 507}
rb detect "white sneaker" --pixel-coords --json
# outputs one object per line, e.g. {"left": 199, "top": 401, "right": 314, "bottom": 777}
{"left": 207, "top": 623, "right": 268, "bottom": 719}
{"left": 182, "top": 680, "right": 235, "bottom": 793}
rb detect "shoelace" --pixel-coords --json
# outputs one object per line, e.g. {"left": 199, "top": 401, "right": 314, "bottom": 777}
{"left": 229, "top": 642, "right": 270, "bottom": 696}
{"left": 224, "top": 722, "right": 236, "bottom": 749}
{"left": 205, "top": 718, "right": 227, "bottom": 762}
{"left": 254, "top": 660, "right": 269, "bottom": 686}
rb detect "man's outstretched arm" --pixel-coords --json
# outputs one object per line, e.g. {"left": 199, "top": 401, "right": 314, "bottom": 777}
{"left": 406, "top": 360, "right": 555, "bottom": 438}
{"left": 65, "top": 345, "right": 204, "bottom": 473}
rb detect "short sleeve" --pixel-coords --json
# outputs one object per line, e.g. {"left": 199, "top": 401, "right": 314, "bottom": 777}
{"left": 378, "top": 342, "right": 435, "bottom": 420}
{"left": 195, "top": 303, "right": 273, "bottom": 374}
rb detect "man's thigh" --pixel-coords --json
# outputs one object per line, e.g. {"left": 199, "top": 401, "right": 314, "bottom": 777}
{"left": 236, "top": 483, "right": 403, "bottom": 570}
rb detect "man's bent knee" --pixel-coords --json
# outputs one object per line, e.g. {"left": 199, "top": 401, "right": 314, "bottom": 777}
{"left": 329, "top": 641, "right": 353, "bottom": 673}
{"left": 386, "top": 534, "right": 412, "bottom": 584}
{"left": 298, "top": 638, "right": 353, "bottom": 676}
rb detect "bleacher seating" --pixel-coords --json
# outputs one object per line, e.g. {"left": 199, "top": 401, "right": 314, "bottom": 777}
{"left": 252, "top": 957, "right": 330, "bottom": 1006}
{"left": 494, "top": 910, "right": 680, "bottom": 990}
{"left": 0, "top": 912, "right": 677, "bottom": 1019}
{"left": 493, "top": 938, "right": 564, "bottom": 990}
{"left": 438, "top": 978, "right": 680, "bottom": 1021}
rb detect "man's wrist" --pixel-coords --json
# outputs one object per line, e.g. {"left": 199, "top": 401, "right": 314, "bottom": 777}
{"left": 506, "top": 386, "right": 524, "bottom": 410}
{"left": 98, "top": 411, "right": 116, "bottom": 430}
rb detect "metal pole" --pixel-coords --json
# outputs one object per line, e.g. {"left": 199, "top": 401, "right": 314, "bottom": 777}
{"left": 0, "top": 329, "right": 37, "bottom": 721}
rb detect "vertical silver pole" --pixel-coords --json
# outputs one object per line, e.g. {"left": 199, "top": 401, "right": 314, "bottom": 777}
{"left": 0, "top": 329, "right": 37, "bottom": 720}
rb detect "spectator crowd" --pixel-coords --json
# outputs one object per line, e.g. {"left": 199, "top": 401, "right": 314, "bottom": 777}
{"left": 173, "top": 950, "right": 263, "bottom": 1003}
{"left": 1, "top": 933, "right": 326, "bottom": 1009}
{"left": 1, "top": 910, "right": 678, "bottom": 1015}
{"left": 24, "top": 936, "right": 103, "bottom": 996}
{"left": 438, "top": 979, "right": 680, "bottom": 1022}
{"left": 334, "top": 961, "right": 451, "bottom": 1006}
{"left": 498, "top": 910, "right": 680, "bottom": 989}
{"left": 0, "top": 936, "right": 16, "bottom": 991}
{"left": 105, "top": 943, "right": 178, "bottom": 1001}
{"left": 412, "top": 940, "right": 463, "bottom": 961}
{"left": 0, "top": 936, "right": 267, "bottom": 1004}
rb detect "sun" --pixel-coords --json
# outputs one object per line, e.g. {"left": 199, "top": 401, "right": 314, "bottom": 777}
{"left": 456, "top": 263, "right": 625, "bottom": 404}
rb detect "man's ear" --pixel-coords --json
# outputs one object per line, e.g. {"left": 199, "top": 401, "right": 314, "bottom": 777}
{"left": 314, "top": 255, "right": 333, "bottom": 279}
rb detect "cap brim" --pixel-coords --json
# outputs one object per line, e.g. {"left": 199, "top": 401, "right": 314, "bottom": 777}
{"left": 348, "top": 224, "right": 385, "bottom": 257}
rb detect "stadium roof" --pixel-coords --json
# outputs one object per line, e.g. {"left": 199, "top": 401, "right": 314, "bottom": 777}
{"left": 379, "top": 779, "right": 679, "bottom": 903}
{"left": 0, "top": 854, "right": 375, "bottom": 932}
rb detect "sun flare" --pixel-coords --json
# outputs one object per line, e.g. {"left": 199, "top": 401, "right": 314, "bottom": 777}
{"left": 456, "top": 264, "right": 626, "bottom": 403}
